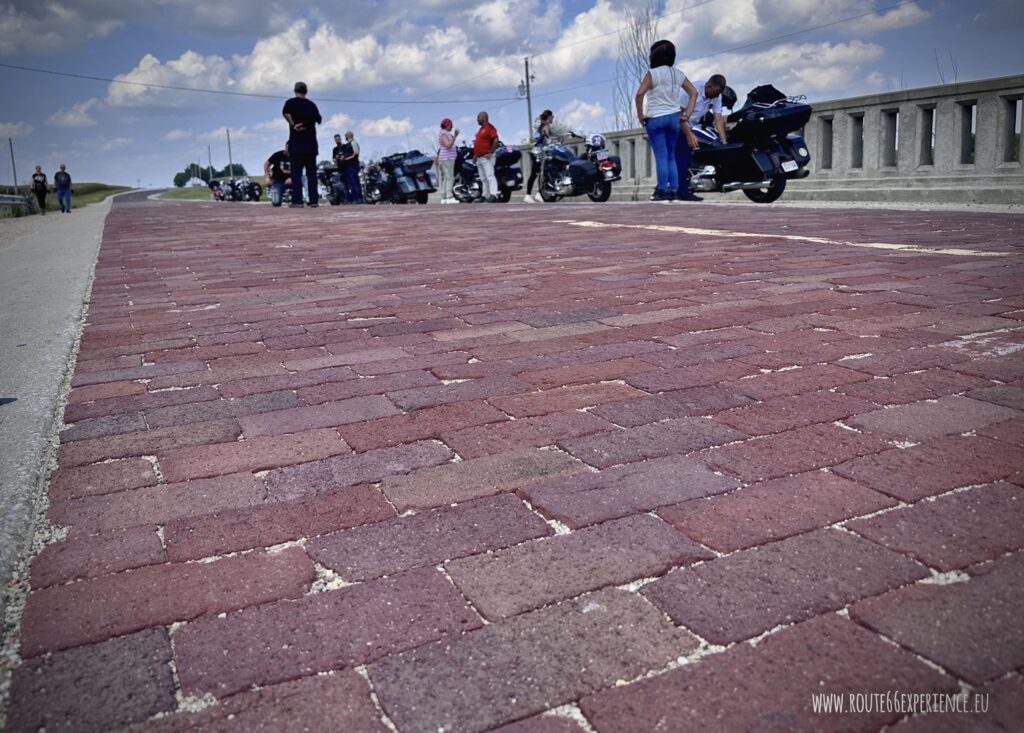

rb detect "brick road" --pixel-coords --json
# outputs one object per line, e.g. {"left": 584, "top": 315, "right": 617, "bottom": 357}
{"left": 6, "top": 199, "right": 1024, "bottom": 732}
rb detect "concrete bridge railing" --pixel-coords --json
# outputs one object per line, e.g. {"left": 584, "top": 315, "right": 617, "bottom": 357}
{"left": 510, "top": 74, "right": 1024, "bottom": 205}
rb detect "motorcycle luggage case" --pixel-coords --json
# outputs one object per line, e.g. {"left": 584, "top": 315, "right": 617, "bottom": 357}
{"left": 402, "top": 152, "right": 434, "bottom": 174}
{"left": 693, "top": 143, "right": 768, "bottom": 180}
{"left": 496, "top": 147, "right": 521, "bottom": 165}
{"left": 397, "top": 176, "right": 418, "bottom": 194}
{"left": 730, "top": 103, "right": 811, "bottom": 142}
{"left": 568, "top": 159, "right": 598, "bottom": 189}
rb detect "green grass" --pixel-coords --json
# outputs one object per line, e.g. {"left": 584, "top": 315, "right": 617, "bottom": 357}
{"left": 1, "top": 182, "right": 132, "bottom": 213}
{"left": 157, "top": 186, "right": 217, "bottom": 201}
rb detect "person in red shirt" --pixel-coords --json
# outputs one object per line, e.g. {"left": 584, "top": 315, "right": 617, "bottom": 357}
{"left": 473, "top": 111, "right": 500, "bottom": 202}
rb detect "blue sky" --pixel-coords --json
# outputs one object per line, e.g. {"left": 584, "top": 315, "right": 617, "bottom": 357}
{"left": 1, "top": 0, "right": 1021, "bottom": 186}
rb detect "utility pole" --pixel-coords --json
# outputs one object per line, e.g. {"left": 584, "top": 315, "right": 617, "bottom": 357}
{"left": 226, "top": 129, "right": 234, "bottom": 178}
{"left": 207, "top": 144, "right": 213, "bottom": 181}
{"left": 524, "top": 57, "right": 533, "bottom": 133}
{"left": 9, "top": 138, "right": 19, "bottom": 196}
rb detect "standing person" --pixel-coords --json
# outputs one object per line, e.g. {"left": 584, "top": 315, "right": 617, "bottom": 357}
{"left": 282, "top": 81, "right": 321, "bottom": 207}
{"left": 635, "top": 40, "right": 697, "bottom": 202}
{"left": 53, "top": 163, "right": 72, "bottom": 213}
{"left": 30, "top": 165, "right": 48, "bottom": 215}
{"left": 264, "top": 143, "right": 291, "bottom": 207}
{"left": 437, "top": 118, "right": 458, "bottom": 204}
{"left": 675, "top": 74, "right": 728, "bottom": 202}
{"left": 473, "top": 111, "right": 499, "bottom": 203}
{"left": 331, "top": 133, "right": 352, "bottom": 203}
{"left": 342, "top": 131, "right": 362, "bottom": 203}
{"left": 523, "top": 109, "right": 553, "bottom": 203}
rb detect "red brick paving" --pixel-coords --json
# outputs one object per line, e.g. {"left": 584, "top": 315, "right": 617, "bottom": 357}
{"left": 9, "top": 200, "right": 1023, "bottom": 730}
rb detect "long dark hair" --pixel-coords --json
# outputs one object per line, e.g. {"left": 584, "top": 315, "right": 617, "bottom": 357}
{"left": 649, "top": 40, "right": 676, "bottom": 68}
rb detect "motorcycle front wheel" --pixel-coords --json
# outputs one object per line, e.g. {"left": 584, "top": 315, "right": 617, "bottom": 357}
{"left": 743, "top": 176, "right": 786, "bottom": 203}
{"left": 364, "top": 186, "right": 381, "bottom": 204}
{"left": 587, "top": 181, "right": 612, "bottom": 203}
{"left": 539, "top": 185, "right": 560, "bottom": 203}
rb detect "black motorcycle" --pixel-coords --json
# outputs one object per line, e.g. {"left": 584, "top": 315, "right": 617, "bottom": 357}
{"left": 220, "top": 177, "right": 262, "bottom": 202}
{"left": 363, "top": 151, "right": 437, "bottom": 204}
{"left": 534, "top": 134, "right": 622, "bottom": 203}
{"left": 317, "top": 162, "right": 348, "bottom": 205}
{"left": 687, "top": 84, "right": 811, "bottom": 203}
{"left": 452, "top": 143, "right": 524, "bottom": 203}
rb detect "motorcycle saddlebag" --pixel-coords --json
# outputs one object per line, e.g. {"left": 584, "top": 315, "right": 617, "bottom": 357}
{"left": 568, "top": 159, "right": 598, "bottom": 190}
{"left": 496, "top": 146, "right": 521, "bottom": 165}
{"left": 693, "top": 143, "right": 767, "bottom": 181}
{"left": 402, "top": 151, "right": 434, "bottom": 174}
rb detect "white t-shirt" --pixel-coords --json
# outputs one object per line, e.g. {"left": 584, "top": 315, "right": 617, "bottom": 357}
{"left": 644, "top": 65, "right": 687, "bottom": 118}
{"left": 679, "top": 80, "right": 723, "bottom": 125}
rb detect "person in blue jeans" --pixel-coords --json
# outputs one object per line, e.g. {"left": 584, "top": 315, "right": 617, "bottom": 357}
{"left": 675, "top": 74, "right": 729, "bottom": 202}
{"left": 264, "top": 144, "right": 291, "bottom": 207}
{"left": 634, "top": 40, "right": 696, "bottom": 201}
{"left": 54, "top": 164, "right": 72, "bottom": 212}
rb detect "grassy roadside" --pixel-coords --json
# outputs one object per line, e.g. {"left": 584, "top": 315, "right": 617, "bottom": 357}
{"left": 157, "top": 186, "right": 216, "bottom": 201}
{"left": 1, "top": 183, "right": 132, "bottom": 214}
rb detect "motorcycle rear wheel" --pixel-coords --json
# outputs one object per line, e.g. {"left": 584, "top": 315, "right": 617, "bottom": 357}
{"left": 587, "top": 181, "right": 612, "bottom": 203}
{"left": 364, "top": 187, "right": 381, "bottom": 204}
{"left": 539, "top": 186, "right": 559, "bottom": 203}
{"left": 743, "top": 176, "right": 786, "bottom": 203}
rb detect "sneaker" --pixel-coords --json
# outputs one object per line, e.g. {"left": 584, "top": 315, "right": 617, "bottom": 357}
{"left": 288, "top": 203, "right": 304, "bottom": 208}
{"left": 649, "top": 188, "right": 667, "bottom": 202}
{"left": 523, "top": 194, "right": 535, "bottom": 203}
{"left": 678, "top": 192, "right": 704, "bottom": 202}
{"left": 308, "top": 203, "right": 319, "bottom": 208}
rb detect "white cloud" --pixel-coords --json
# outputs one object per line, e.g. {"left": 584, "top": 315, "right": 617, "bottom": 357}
{"left": 107, "top": 51, "right": 234, "bottom": 107}
{"left": 0, "top": 5, "right": 121, "bottom": 56}
{"left": 0, "top": 121, "right": 33, "bottom": 138}
{"left": 360, "top": 116, "right": 413, "bottom": 137}
{"left": 47, "top": 98, "right": 102, "bottom": 128}
{"left": 163, "top": 129, "right": 193, "bottom": 141}
{"left": 558, "top": 99, "right": 607, "bottom": 132}
{"left": 98, "top": 137, "right": 133, "bottom": 152}
{"left": 845, "top": 2, "right": 930, "bottom": 34}
{"left": 323, "top": 113, "right": 354, "bottom": 132}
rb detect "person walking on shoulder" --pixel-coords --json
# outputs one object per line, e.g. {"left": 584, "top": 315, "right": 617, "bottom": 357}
{"left": 282, "top": 81, "right": 321, "bottom": 207}
{"left": 54, "top": 164, "right": 72, "bottom": 212}
{"left": 523, "top": 109, "right": 553, "bottom": 203}
{"left": 675, "top": 74, "right": 728, "bottom": 202}
{"left": 473, "top": 111, "right": 500, "bottom": 203}
{"left": 30, "top": 165, "right": 48, "bottom": 215}
{"left": 635, "top": 40, "right": 696, "bottom": 202}
{"left": 437, "top": 118, "right": 458, "bottom": 204}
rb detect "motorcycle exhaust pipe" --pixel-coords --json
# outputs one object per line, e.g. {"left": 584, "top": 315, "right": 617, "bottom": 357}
{"left": 722, "top": 180, "right": 773, "bottom": 192}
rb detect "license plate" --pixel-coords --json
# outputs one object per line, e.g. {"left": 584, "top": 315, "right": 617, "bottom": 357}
{"left": 595, "top": 150, "right": 609, "bottom": 160}
{"left": 781, "top": 160, "right": 799, "bottom": 172}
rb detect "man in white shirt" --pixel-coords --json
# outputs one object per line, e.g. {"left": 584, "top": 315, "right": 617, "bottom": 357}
{"left": 676, "top": 73, "right": 728, "bottom": 201}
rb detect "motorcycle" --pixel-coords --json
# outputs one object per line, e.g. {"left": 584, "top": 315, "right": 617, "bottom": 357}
{"left": 363, "top": 150, "right": 437, "bottom": 204}
{"left": 317, "top": 162, "right": 348, "bottom": 205}
{"left": 687, "top": 84, "right": 811, "bottom": 203}
{"left": 452, "top": 142, "right": 524, "bottom": 203}
{"left": 534, "top": 133, "right": 622, "bottom": 203}
{"left": 209, "top": 180, "right": 226, "bottom": 201}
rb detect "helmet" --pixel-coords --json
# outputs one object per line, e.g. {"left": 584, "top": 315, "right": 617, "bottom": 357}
{"left": 440, "top": 118, "right": 452, "bottom": 129}
{"left": 588, "top": 133, "right": 606, "bottom": 150}
{"left": 721, "top": 85, "right": 738, "bottom": 110}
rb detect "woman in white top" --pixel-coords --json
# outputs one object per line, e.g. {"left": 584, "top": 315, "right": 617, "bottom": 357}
{"left": 634, "top": 40, "right": 697, "bottom": 201}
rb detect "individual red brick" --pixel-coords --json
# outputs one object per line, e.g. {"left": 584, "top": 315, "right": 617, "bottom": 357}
{"left": 381, "top": 447, "right": 583, "bottom": 511}
{"left": 144, "top": 389, "right": 302, "bottom": 429}
{"left": 442, "top": 410, "right": 616, "bottom": 458}
{"left": 845, "top": 395, "right": 1020, "bottom": 441}
{"left": 980, "top": 417, "right": 1024, "bottom": 446}
{"left": 447, "top": 514, "right": 711, "bottom": 620}
{"left": 369, "top": 589, "right": 698, "bottom": 733}
{"left": 388, "top": 375, "right": 534, "bottom": 410}
{"left": 146, "top": 362, "right": 287, "bottom": 390}
{"left": 354, "top": 350, "right": 472, "bottom": 376}
{"left": 832, "top": 435, "right": 1024, "bottom": 502}
{"left": 721, "top": 364, "right": 873, "bottom": 401}
{"left": 63, "top": 385, "right": 221, "bottom": 423}
{"left": 338, "top": 400, "right": 508, "bottom": 452}
{"left": 624, "top": 359, "right": 756, "bottom": 392}
{"left": 308, "top": 494, "right": 552, "bottom": 581}
{"left": 713, "top": 390, "right": 876, "bottom": 436}
{"left": 589, "top": 385, "right": 756, "bottom": 427}
{"left": 70, "top": 360, "right": 207, "bottom": 387}
{"left": 48, "top": 458, "right": 158, "bottom": 503}
{"left": 159, "top": 428, "right": 351, "bottom": 482}
{"left": 29, "top": 527, "right": 165, "bottom": 589}
{"left": 56, "top": 418, "right": 242, "bottom": 467}
{"left": 849, "top": 482, "right": 1024, "bottom": 571}
{"left": 841, "top": 347, "right": 970, "bottom": 377}
{"left": 59, "top": 411, "right": 150, "bottom": 443}
{"left": 237, "top": 395, "right": 400, "bottom": 437}
{"left": 851, "top": 552, "right": 1024, "bottom": 684}
{"left": 837, "top": 368, "right": 992, "bottom": 405}
{"left": 266, "top": 439, "right": 453, "bottom": 501}
{"left": 488, "top": 382, "right": 644, "bottom": 418}
{"left": 297, "top": 369, "right": 439, "bottom": 404}
{"left": 951, "top": 353, "right": 1024, "bottom": 382}
{"left": 639, "top": 339, "right": 764, "bottom": 368}
{"left": 173, "top": 567, "right": 482, "bottom": 698}
{"left": 49, "top": 473, "right": 266, "bottom": 534}
{"left": 217, "top": 365, "right": 359, "bottom": 398}
{"left": 519, "top": 358, "right": 658, "bottom": 390}
{"left": 704, "top": 423, "right": 889, "bottom": 482}
{"left": 580, "top": 615, "right": 958, "bottom": 733}
{"left": 6, "top": 629, "right": 176, "bottom": 733}
{"left": 283, "top": 346, "right": 409, "bottom": 371}
{"left": 144, "top": 341, "right": 265, "bottom": 363}
{"left": 21, "top": 547, "right": 313, "bottom": 657}
{"left": 164, "top": 483, "right": 394, "bottom": 561}
{"left": 888, "top": 674, "right": 1024, "bottom": 733}
{"left": 523, "top": 453, "right": 739, "bottom": 528}
{"left": 561, "top": 417, "right": 745, "bottom": 469}
{"left": 968, "top": 383, "right": 1024, "bottom": 411}
{"left": 641, "top": 528, "right": 928, "bottom": 644}
{"left": 124, "top": 670, "right": 388, "bottom": 733}
{"left": 66, "top": 380, "right": 146, "bottom": 405}
{"left": 661, "top": 471, "right": 895, "bottom": 552}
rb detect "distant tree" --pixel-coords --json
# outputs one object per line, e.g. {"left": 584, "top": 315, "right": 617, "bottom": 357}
{"left": 612, "top": 1, "right": 660, "bottom": 131}
{"left": 172, "top": 171, "right": 191, "bottom": 188}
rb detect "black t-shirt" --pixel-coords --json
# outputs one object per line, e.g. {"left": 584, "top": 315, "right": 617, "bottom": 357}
{"left": 31, "top": 173, "right": 47, "bottom": 192}
{"left": 332, "top": 142, "right": 354, "bottom": 168}
{"left": 282, "top": 97, "right": 321, "bottom": 155}
{"left": 267, "top": 150, "right": 290, "bottom": 182}
{"left": 54, "top": 171, "right": 72, "bottom": 189}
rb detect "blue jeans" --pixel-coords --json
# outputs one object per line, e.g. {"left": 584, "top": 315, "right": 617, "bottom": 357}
{"left": 645, "top": 112, "right": 680, "bottom": 192}
{"left": 345, "top": 164, "right": 362, "bottom": 202}
{"left": 56, "top": 189, "right": 71, "bottom": 211}
{"left": 675, "top": 134, "right": 692, "bottom": 195}
{"left": 269, "top": 181, "right": 287, "bottom": 206}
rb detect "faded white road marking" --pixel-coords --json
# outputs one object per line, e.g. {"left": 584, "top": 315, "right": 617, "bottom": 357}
{"left": 552, "top": 219, "right": 1012, "bottom": 258}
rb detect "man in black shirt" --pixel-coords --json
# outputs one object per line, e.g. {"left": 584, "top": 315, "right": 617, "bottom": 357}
{"left": 282, "top": 81, "right": 321, "bottom": 207}
{"left": 331, "top": 133, "right": 351, "bottom": 203}
{"left": 54, "top": 164, "right": 72, "bottom": 212}
{"left": 264, "top": 144, "right": 291, "bottom": 207}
